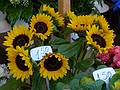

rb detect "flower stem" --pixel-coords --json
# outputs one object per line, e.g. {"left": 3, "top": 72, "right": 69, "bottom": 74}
{"left": 46, "top": 78, "right": 50, "bottom": 90}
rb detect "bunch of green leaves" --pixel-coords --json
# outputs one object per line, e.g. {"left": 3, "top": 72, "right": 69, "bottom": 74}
{"left": 0, "top": 0, "right": 33, "bottom": 26}
{"left": 71, "top": 0, "right": 102, "bottom": 15}
{"left": 55, "top": 72, "right": 105, "bottom": 90}
{"left": 110, "top": 69, "right": 120, "bottom": 90}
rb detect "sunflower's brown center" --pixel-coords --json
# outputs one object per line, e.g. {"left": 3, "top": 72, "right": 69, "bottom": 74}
{"left": 34, "top": 22, "right": 48, "bottom": 34}
{"left": 91, "top": 34, "right": 106, "bottom": 48}
{"left": 44, "top": 56, "right": 62, "bottom": 71}
{"left": 15, "top": 55, "right": 29, "bottom": 71}
{"left": 13, "top": 34, "right": 29, "bottom": 48}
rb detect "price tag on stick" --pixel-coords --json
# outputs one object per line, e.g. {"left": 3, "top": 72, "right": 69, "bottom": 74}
{"left": 93, "top": 67, "right": 115, "bottom": 90}
{"left": 30, "top": 46, "right": 53, "bottom": 61}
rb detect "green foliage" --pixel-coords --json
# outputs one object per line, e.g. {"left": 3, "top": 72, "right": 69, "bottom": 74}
{"left": 70, "top": 79, "right": 80, "bottom": 90}
{"left": 55, "top": 82, "right": 65, "bottom": 90}
{"left": 72, "top": 73, "right": 105, "bottom": 90}
{"left": 74, "top": 72, "right": 89, "bottom": 80}
{"left": 0, "top": 0, "right": 10, "bottom": 11}
{"left": 50, "top": 36, "right": 84, "bottom": 58}
{"left": 6, "top": 5, "right": 22, "bottom": 25}
{"left": 21, "top": 4, "right": 33, "bottom": 22}
{"left": 80, "top": 80, "right": 105, "bottom": 90}
{"left": 57, "top": 72, "right": 106, "bottom": 90}
{"left": 50, "top": 36, "right": 70, "bottom": 47}
{"left": 0, "top": 0, "right": 33, "bottom": 26}
{"left": 57, "top": 38, "right": 84, "bottom": 58}
{"left": 0, "top": 1, "right": 32, "bottom": 26}
{"left": 110, "top": 73, "right": 120, "bottom": 90}
{"left": 32, "top": 63, "right": 46, "bottom": 90}
{"left": 97, "top": 65, "right": 108, "bottom": 70}
{"left": 71, "top": 0, "right": 94, "bottom": 15}
{"left": 0, "top": 77, "right": 23, "bottom": 90}
{"left": 78, "top": 58, "right": 95, "bottom": 71}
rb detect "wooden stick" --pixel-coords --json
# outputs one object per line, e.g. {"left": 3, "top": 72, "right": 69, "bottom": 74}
{"left": 58, "top": 0, "right": 71, "bottom": 15}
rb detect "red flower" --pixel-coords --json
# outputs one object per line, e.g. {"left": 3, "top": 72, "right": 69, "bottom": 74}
{"left": 96, "top": 46, "right": 120, "bottom": 68}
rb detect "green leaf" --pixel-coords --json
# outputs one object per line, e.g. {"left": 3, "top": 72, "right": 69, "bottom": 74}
{"left": 74, "top": 72, "right": 89, "bottom": 80}
{"left": 58, "top": 38, "right": 83, "bottom": 58}
{"left": 80, "top": 80, "right": 105, "bottom": 90}
{"left": 55, "top": 82, "right": 65, "bottom": 90}
{"left": 110, "top": 73, "right": 120, "bottom": 85}
{"left": 109, "top": 73, "right": 120, "bottom": 90}
{"left": 70, "top": 79, "right": 80, "bottom": 90}
{"left": 32, "top": 64, "right": 46, "bottom": 90}
{"left": 80, "top": 76, "right": 94, "bottom": 85}
{"left": 6, "top": 5, "right": 22, "bottom": 26}
{"left": 0, "top": 0, "right": 10, "bottom": 12}
{"left": 97, "top": 65, "right": 108, "bottom": 70}
{"left": 21, "top": 4, "right": 33, "bottom": 22}
{"left": 0, "top": 77, "right": 22, "bottom": 90}
{"left": 50, "top": 36, "right": 70, "bottom": 47}
{"left": 78, "top": 58, "right": 94, "bottom": 71}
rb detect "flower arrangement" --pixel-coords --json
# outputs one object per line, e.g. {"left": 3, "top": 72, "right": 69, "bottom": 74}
{"left": 0, "top": 3, "right": 120, "bottom": 90}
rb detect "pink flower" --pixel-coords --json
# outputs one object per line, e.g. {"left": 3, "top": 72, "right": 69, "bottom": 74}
{"left": 113, "top": 54, "right": 120, "bottom": 68}
{"left": 96, "top": 46, "right": 120, "bottom": 68}
{"left": 96, "top": 53, "right": 109, "bottom": 63}
{"left": 108, "top": 46, "right": 120, "bottom": 54}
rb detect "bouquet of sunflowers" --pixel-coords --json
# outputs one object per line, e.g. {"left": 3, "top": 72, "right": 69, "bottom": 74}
{"left": 1, "top": 3, "right": 120, "bottom": 90}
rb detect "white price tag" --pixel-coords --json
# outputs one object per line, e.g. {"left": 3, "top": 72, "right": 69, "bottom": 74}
{"left": 93, "top": 67, "right": 115, "bottom": 83}
{"left": 30, "top": 46, "right": 53, "bottom": 61}
{"left": 70, "top": 33, "right": 79, "bottom": 42}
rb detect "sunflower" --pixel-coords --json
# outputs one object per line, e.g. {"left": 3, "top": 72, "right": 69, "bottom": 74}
{"left": 30, "top": 13, "right": 53, "bottom": 40}
{"left": 68, "top": 15, "right": 96, "bottom": 32}
{"left": 86, "top": 25, "right": 114, "bottom": 53}
{"left": 67, "top": 16, "right": 81, "bottom": 32}
{"left": 42, "top": 5, "right": 64, "bottom": 26}
{"left": 38, "top": 53, "right": 70, "bottom": 80}
{"left": 3, "top": 25, "right": 33, "bottom": 49}
{"left": 94, "top": 15, "right": 110, "bottom": 32}
{"left": 7, "top": 46, "right": 32, "bottom": 81}
{"left": 77, "top": 15, "right": 95, "bottom": 31}
{"left": 66, "top": 11, "right": 76, "bottom": 20}
{"left": 42, "top": 4, "right": 55, "bottom": 15}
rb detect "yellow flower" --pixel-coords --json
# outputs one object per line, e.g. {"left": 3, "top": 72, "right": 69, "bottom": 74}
{"left": 3, "top": 25, "right": 33, "bottom": 49}
{"left": 86, "top": 25, "right": 114, "bottom": 53}
{"left": 30, "top": 13, "right": 53, "bottom": 41}
{"left": 42, "top": 5, "right": 64, "bottom": 26}
{"left": 66, "top": 11, "right": 76, "bottom": 20}
{"left": 67, "top": 16, "right": 80, "bottom": 32}
{"left": 94, "top": 15, "right": 110, "bottom": 32}
{"left": 38, "top": 53, "right": 70, "bottom": 80}
{"left": 7, "top": 46, "right": 32, "bottom": 81}
{"left": 68, "top": 15, "right": 96, "bottom": 32}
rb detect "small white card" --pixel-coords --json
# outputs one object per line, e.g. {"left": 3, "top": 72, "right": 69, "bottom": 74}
{"left": 93, "top": 67, "right": 115, "bottom": 84}
{"left": 30, "top": 46, "right": 53, "bottom": 61}
{"left": 70, "top": 33, "right": 79, "bottom": 42}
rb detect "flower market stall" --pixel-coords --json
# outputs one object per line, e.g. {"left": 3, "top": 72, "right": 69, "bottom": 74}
{"left": 0, "top": 0, "right": 120, "bottom": 90}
